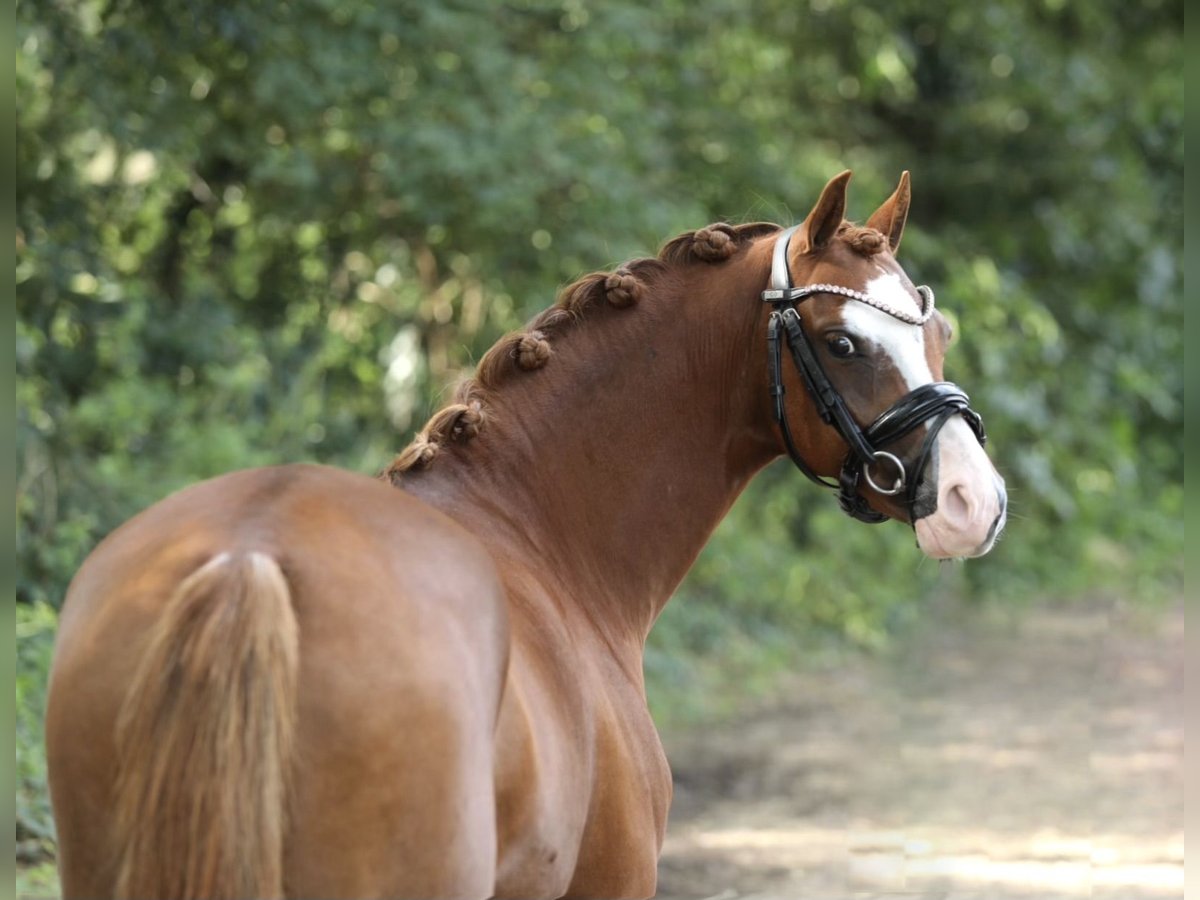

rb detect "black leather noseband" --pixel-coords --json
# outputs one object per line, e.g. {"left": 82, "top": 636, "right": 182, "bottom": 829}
{"left": 763, "top": 226, "right": 987, "bottom": 524}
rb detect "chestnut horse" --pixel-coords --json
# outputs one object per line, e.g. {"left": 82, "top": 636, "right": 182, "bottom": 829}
{"left": 46, "top": 171, "right": 1006, "bottom": 898}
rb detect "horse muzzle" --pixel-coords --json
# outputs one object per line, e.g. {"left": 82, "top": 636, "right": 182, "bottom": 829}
{"left": 913, "top": 426, "right": 1007, "bottom": 559}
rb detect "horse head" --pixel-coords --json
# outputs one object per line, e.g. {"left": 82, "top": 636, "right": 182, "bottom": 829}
{"left": 766, "top": 170, "right": 1007, "bottom": 558}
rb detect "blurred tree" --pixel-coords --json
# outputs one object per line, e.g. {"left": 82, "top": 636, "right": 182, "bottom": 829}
{"left": 16, "top": 0, "right": 1181, "bottom": 696}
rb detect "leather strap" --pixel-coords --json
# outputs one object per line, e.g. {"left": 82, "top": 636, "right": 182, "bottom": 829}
{"left": 769, "top": 224, "right": 802, "bottom": 290}
{"left": 761, "top": 227, "right": 986, "bottom": 525}
{"left": 767, "top": 311, "right": 840, "bottom": 490}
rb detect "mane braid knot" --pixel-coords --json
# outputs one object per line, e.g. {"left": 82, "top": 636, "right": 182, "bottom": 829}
{"left": 448, "top": 400, "right": 485, "bottom": 440}
{"left": 516, "top": 331, "right": 552, "bottom": 370}
{"left": 390, "top": 435, "right": 439, "bottom": 473}
{"left": 837, "top": 222, "right": 888, "bottom": 256}
{"left": 603, "top": 269, "right": 643, "bottom": 308}
{"left": 690, "top": 224, "right": 737, "bottom": 262}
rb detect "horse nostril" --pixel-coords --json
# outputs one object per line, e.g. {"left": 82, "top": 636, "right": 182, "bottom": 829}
{"left": 943, "top": 483, "right": 972, "bottom": 524}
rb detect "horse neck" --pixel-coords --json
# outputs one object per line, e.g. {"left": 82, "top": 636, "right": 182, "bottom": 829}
{"left": 403, "top": 240, "right": 780, "bottom": 647}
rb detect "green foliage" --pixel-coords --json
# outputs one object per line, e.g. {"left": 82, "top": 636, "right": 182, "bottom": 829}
{"left": 17, "top": 603, "right": 57, "bottom": 852}
{"left": 15, "top": 0, "right": 1182, "bottom": 851}
{"left": 16, "top": 862, "right": 61, "bottom": 899}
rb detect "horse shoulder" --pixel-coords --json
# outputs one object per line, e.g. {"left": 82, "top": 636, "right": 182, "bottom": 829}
{"left": 491, "top": 577, "right": 670, "bottom": 897}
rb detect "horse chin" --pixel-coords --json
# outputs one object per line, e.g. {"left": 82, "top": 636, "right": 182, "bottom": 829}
{"left": 914, "top": 512, "right": 1004, "bottom": 560}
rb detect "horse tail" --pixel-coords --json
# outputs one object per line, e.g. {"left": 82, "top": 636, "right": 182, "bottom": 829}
{"left": 112, "top": 551, "right": 300, "bottom": 900}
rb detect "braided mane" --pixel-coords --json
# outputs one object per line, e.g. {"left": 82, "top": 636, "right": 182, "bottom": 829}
{"left": 836, "top": 221, "right": 888, "bottom": 256}
{"left": 383, "top": 220, "right": 887, "bottom": 480}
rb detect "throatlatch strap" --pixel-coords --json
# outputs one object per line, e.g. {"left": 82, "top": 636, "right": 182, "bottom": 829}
{"left": 778, "top": 308, "right": 875, "bottom": 465}
{"left": 767, "top": 311, "right": 839, "bottom": 490}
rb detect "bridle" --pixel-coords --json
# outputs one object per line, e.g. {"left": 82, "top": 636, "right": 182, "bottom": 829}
{"left": 762, "top": 225, "right": 987, "bottom": 525}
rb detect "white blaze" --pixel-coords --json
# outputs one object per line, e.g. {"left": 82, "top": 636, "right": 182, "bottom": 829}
{"left": 841, "top": 271, "right": 932, "bottom": 391}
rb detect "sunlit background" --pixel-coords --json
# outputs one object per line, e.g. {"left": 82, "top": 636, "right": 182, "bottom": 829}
{"left": 16, "top": 0, "right": 1181, "bottom": 896}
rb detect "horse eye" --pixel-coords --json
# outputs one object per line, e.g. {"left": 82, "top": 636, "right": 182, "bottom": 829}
{"left": 826, "top": 335, "right": 856, "bottom": 358}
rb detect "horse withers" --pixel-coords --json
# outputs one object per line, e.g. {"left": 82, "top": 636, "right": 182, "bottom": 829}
{"left": 46, "top": 171, "right": 1006, "bottom": 898}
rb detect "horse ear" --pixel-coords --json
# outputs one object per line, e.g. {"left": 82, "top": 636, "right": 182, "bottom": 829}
{"left": 866, "top": 170, "right": 912, "bottom": 253}
{"left": 797, "top": 170, "right": 852, "bottom": 253}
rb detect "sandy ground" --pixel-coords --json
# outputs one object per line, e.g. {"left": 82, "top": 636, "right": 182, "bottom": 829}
{"left": 655, "top": 599, "right": 1183, "bottom": 900}
{"left": 19, "top": 599, "right": 1181, "bottom": 899}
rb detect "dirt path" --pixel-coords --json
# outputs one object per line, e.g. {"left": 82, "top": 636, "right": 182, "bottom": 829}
{"left": 655, "top": 599, "right": 1183, "bottom": 899}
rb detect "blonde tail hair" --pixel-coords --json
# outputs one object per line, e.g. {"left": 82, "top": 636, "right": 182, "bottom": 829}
{"left": 113, "top": 552, "right": 299, "bottom": 899}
